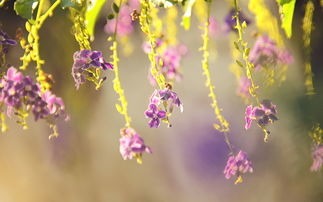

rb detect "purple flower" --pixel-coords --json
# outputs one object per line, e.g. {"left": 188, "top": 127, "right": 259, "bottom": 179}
{"left": 245, "top": 99, "right": 278, "bottom": 130}
{"left": 21, "top": 76, "right": 39, "bottom": 100}
{"left": 158, "top": 88, "right": 183, "bottom": 113}
{"left": 41, "top": 91, "right": 69, "bottom": 120}
{"left": 31, "top": 96, "right": 50, "bottom": 121}
{"left": 249, "top": 35, "right": 293, "bottom": 69}
{"left": 311, "top": 144, "right": 323, "bottom": 172}
{"left": 72, "top": 50, "right": 113, "bottom": 89}
{"left": 144, "top": 104, "right": 166, "bottom": 128}
{"left": 224, "top": 151, "right": 253, "bottom": 182}
{"left": 0, "top": 29, "right": 17, "bottom": 46}
{"left": 119, "top": 128, "right": 152, "bottom": 163}
{"left": 0, "top": 67, "right": 68, "bottom": 123}
{"left": 144, "top": 87, "right": 183, "bottom": 128}
{"left": 224, "top": 9, "right": 250, "bottom": 32}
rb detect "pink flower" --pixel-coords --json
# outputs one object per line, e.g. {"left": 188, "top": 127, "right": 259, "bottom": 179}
{"left": 311, "top": 144, "right": 323, "bottom": 172}
{"left": 105, "top": 6, "right": 134, "bottom": 36}
{"left": 249, "top": 35, "right": 293, "bottom": 70}
{"left": 119, "top": 128, "right": 152, "bottom": 163}
{"left": 224, "top": 151, "right": 253, "bottom": 180}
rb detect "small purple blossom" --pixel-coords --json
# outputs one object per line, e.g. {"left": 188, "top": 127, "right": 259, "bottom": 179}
{"left": 72, "top": 49, "right": 113, "bottom": 89}
{"left": 41, "top": 91, "right": 69, "bottom": 121}
{"left": 119, "top": 127, "right": 152, "bottom": 163}
{"left": 245, "top": 99, "right": 278, "bottom": 130}
{"left": 224, "top": 151, "right": 253, "bottom": 182}
{"left": 144, "top": 104, "right": 166, "bottom": 128}
{"left": 158, "top": 87, "right": 183, "bottom": 113}
{"left": 310, "top": 144, "right": 323, "bottom": 172}
{"left": 249, "top": 35, "right": 293, "bottom": 70}
{"left": 144, "top": 87, "right": 183, "bottom": 128}
{"left": 224, "top": 9, "right": 251, "bottom": 32}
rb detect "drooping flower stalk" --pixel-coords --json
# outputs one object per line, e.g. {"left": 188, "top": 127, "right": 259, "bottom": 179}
{"left": 233, "top": 1, "right": 259, "bottom": 104}
{"left": 200, "top": 0, "right": 229, "bottom": 133}
{"left": 200, "top": 0, "right": 234, "bottom": 155}
{"left": 110, "top": 0, "right": 131, "bottom": 128}
{"left": 229, "top": 35, "right": 249, "bottom": 101}
{"left": 140, "top": 0, "right": 183, "bottom": 128}
{"left": 302, "top": 0, "right": 315, "bottom": 96}
{"left": 248, "top": 0, "right": 288, "bottom": 85}
{"left": 234, "top": 0, "right": 274, "bottom": 141}
{"left": 20, "top": 0, "right": 62, "bottom": 91}
{"left": 110, "top": 0, "right": 150, "bottom": 164}
{"left": 70, "top": 0, "right": 110, "bottom": 90}
{"left": 139, "top": 0, "right": 166, "bottom": 90}
{"left": 309, "top": 124, "right": 323, "bottom": 171}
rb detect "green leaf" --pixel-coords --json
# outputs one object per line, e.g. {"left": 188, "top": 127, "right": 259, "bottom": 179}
{"left": 60, "top": 0, "right": 79, "bottom": 9}
{"left": 85, "top": 0, "right": 107, "bottom": 40}
{"left": 181, "top": 0, "right": 196, "bottom": 30}
{"left": 236, "top": 60, "right": 244, "bottom": 68}
{"left": 107, "top": 13, "right": 115, "bottom": 20}
{"left": 14, "top": 0, "right": 39, "bottom": 20}
{"left": 276, "top": 0, "right": 293, "bottom": 6}
{"left": 276, "top": 0, "right": 296, "bottom": 38}
{"left": 112, "top": 2, "right": 119, "bottom": 13}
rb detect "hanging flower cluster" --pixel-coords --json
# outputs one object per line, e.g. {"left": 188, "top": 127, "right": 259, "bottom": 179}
{"left": 0, "top": 0, "right": 320, "bottom": 185}
{"left": 0, "top": 67, "right": 68, "bottom": 132}
{"left": 245, "top": 99, "right": 278, "bottom": 131}
{"left": 311, "top": 145, "right": 323, "bottom": 172}
{"left": 144, "top": 39, "right": 187, "bottom": 85}
{"left": 224, "top": 151, "right": 253, "bottom": 184}
{"left": 249, "top": 35, "right": 293, "bottom": 70}
{"left": 145, "top": 85, "right": 183, "bottom": 128}
{"left": 105, "top": 0, "right": 140, "bottom": 37}
{"left": 119, "top": 127, "right": 152, "bottom": 164}
{"left": 72, "top": 49, "right": 113, "bottom": 89}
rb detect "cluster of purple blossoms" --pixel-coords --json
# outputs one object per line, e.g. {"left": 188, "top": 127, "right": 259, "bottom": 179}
{"left": 144, "top": 86, "right": 183, "bottom": 128}
{"left": 0, "top": 67, "right": 67, "bottom": 122}
{"left": 224, "top": 151, "right": 253, "bottom": 182}
{"left": 143, "top": 40, "right": 187, "bottom": 85}
{"left": 311, "top": 144, "right": 323, "bottom": 172}
{"left": 119, "top": 127, "right": 152, "bottom": 163}
{"left": 249, "top": 35, "right": 293, "bottom": 70}
{"left": 0, "top": 29, "right": 17, "bottom": 54}
{"left": 224, "top": 9, "right": 251, "bottom": 32}
{"left": 72, "top": 49, "right": 113, "bottom": 89}
{"left": 245, "top": 99, "right": 278, "bottom": 130}
{"left": 105, "top": 0, "right": 139, "bottom": 36}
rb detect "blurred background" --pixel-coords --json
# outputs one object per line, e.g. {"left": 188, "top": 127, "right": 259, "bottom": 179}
{"left": 0, "top": 0, "right": 323, "bottom": 201}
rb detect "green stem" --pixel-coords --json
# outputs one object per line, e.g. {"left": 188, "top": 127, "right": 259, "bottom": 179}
{"left": 111, "top": 0, "right": 131, "bottom": 128}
